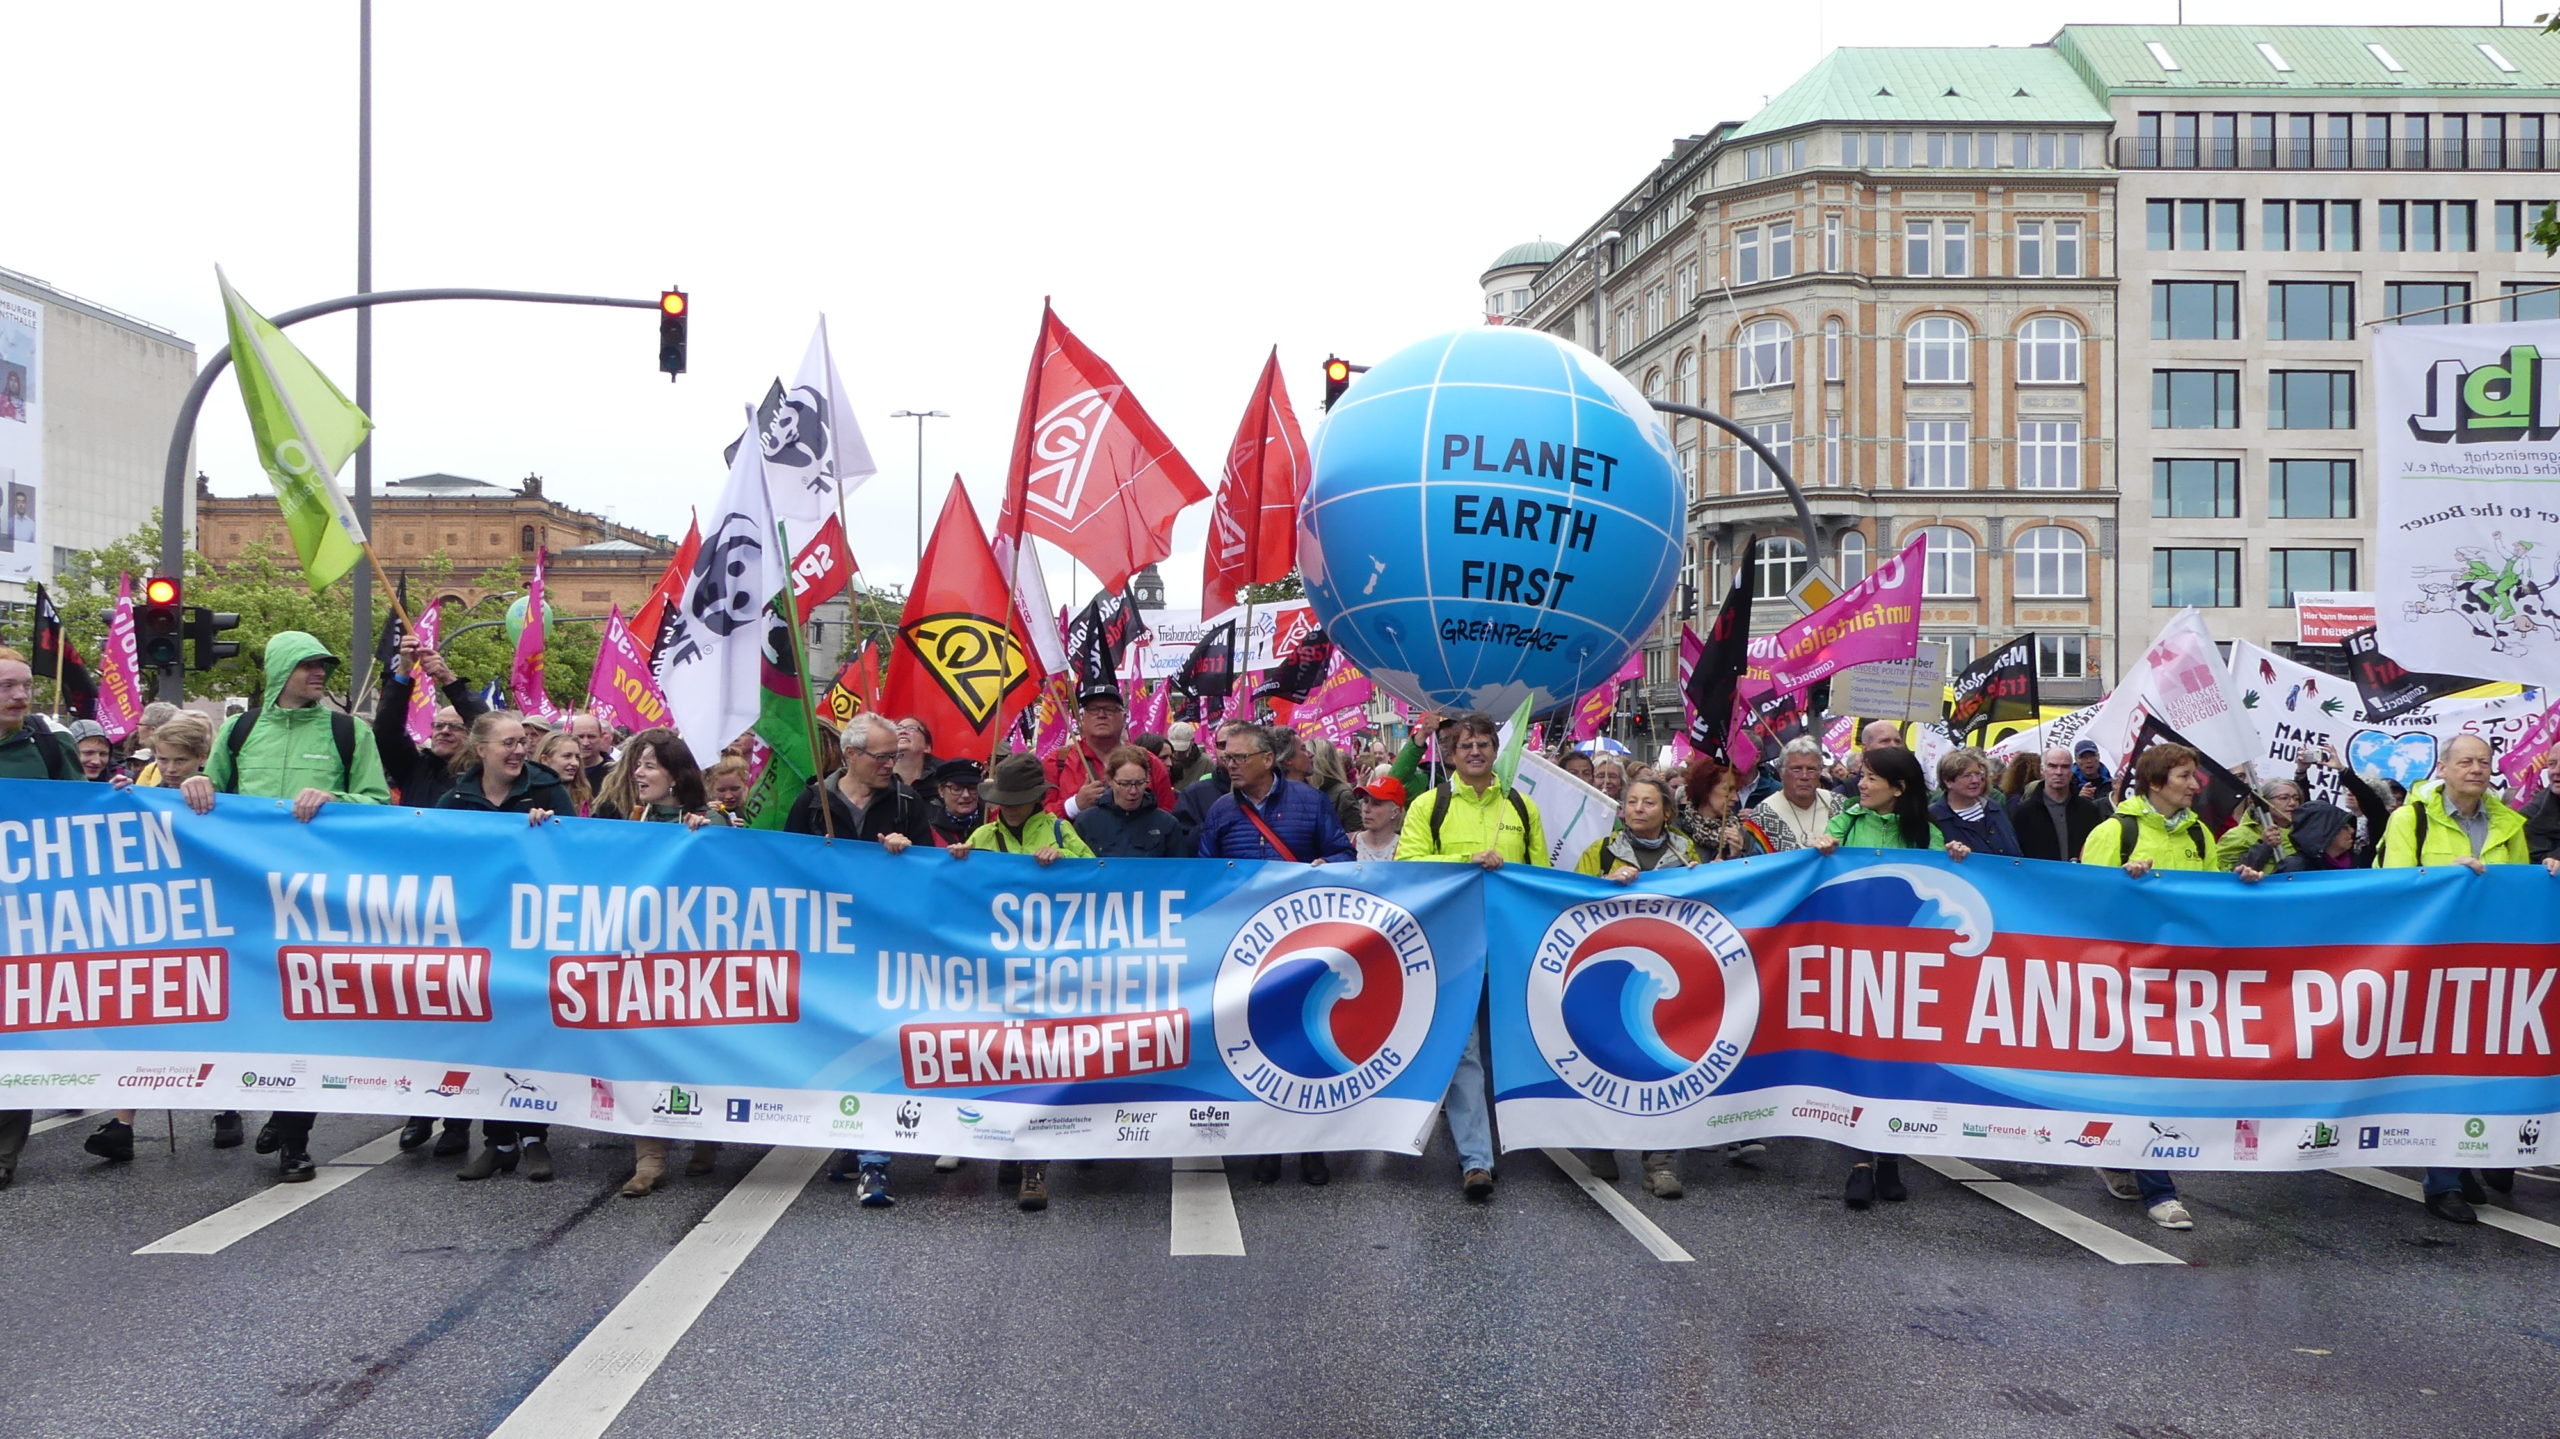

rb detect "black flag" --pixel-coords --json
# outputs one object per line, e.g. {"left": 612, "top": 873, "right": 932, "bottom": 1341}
{"left": 1684, "top": 541, "right": 1758, "bottom": 759}
{"left": 1945, "top": 632, "right": 2040, "bottom": 737}
{"left": 1254, "top": 625, "right": 1334, "bottom": 704}
{"left": 30, "top": 584, "right": 95, "bottom": 719}
{"left": 1173, "top": 619, "right": 1240, "bottom": 705}
{"left": 2341, "top": 626, "right": 2482, "bottom": 722}
{"left": 2121, "top": 713, "right": 2259, "bottom": 834}
{"left": 1064, "top": 589, "right": 1144, "bottom": 693}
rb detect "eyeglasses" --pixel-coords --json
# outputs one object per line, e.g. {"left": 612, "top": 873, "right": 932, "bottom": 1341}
{"left": 1110, "top": 776, "right": 1150, "bottom": 789}
{"left": 1456, "top": 740, "right": 1497, "bottom": 753}
{"left": 855, "top": 748, "right": 898, "bottom": 764}
{"left": 432, "top": 723, "right": 464, "bottom": 734}
{"left": 1221, "top": 748, "right": 1269, "bottom": 762}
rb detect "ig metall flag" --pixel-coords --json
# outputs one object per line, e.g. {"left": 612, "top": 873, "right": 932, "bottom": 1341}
{"left": 217, "top": 268, "right": 373, "bottom": 591}
{"left": 657, "top": 405, "right": 786, "bottom": 767}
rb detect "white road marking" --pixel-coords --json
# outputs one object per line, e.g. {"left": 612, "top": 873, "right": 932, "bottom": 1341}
{"left": 1908, "top": 1156, "right": 2186, "bottom": 1266}
{"left": 29, "top": 1109, "right": 101, "bottom": 1137}
{"left": 134, "top": 1127, "right": 408, "bottom": 1256}
{"left": 1169, "top": 1156, "right": 1245, "bottom": 1256}
{"left": 1542, "top": 1149, "right": 1694, "bottom": 1263}
{"left": 2335, "top": 1167, "right": 2560, "bottom": 1250}
{"left": 485, "top": 1145, "right": 824, "bottom": 1439}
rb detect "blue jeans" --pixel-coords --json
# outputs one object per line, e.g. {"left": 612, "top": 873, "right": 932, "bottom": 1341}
{"left": 1443, "top": 1026, "right": 1494, "bottom": 1174}
{"left": 2136, "top": 1169, "right": 2178, "bottom": 1204}
{"left": 2423, "top": 1166, "right": 2465, "bottom": 1197}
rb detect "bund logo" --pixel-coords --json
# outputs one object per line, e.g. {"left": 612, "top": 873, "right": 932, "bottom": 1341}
{"left": 1021, "top": 387, "right": 1122, "bottom": 525}
{"left": 901, "top": 613, "right": 1030, "bottom": 727}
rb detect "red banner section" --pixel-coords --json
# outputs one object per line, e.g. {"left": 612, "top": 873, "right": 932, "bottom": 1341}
{"left": 0, "top": 949, "right": 228, "bottom": 1031}
{"left": 548, "top": 952, "right": 801, "bottom": 1029}
{"left": 899, "top": 1010, "right": 1190, "bottom": 1088}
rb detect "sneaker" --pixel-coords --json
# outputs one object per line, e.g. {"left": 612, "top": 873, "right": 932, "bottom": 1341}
{"left": 2426, "top": 1190, "right": 2480, "bottom": 1224}
{"left": 210, "top": 1111, "right": 244, "bottom": 1149}
{"left": 398, "top": 1118, "right": 435, "bottom": 1152}
{"left": 1017, "top": 1163, "right": 1049, "bottom": 1212}
{"left": 520, "top": 1140, "right": 554, "bottom": 1183}
{"left": 2147, "top": 1198, "right": 2195, "bottom": 1230}
{"left": 933, "top": 1154, "right": 964, "bottom": 1173}
{"left": 457, "top": 1144, "right": 517, "bottom": 1182}
{"left": 278, "top": 1150, "right": 316, "bottom": 1183}
{"left": 83, "top": 1119, "right": 134, "bottom": 1163}
{"left": 858, "top": 1163, "right": 895, "bottom": 1208}
{"left": 1251, "top": 1154, "right": 1283, "bottom": 1184}
{"left": 432, "top": 1125, "right": 470, "bottom": 1159}
{"left": 1583, "top": 1150, "right": 1621, "bottom": 1182}
{"left": 1641, "top": 1155, "right": 1683, "bottom": 1200}
{"left": 254, "top": 1120, "right": 281, "bottom": 1155}
{"left": 826, "top": 1150, "right": 857, "bottom": 1182}
{"left": 1874, "top": 1158, "right": 1908, "bottom": 1203}
{"left": 1462, "top": 1167, "right": 1495, "bottom": 1201}
{"left": 2459, "top": 1170, "right": 2489, "bottom": 1205}
{"left": 1845, "top": 1164, "right": 1875, "bottom": 1210}
{"left": 1300, "top": 1153, "right": 1330, "bottom": 1187}
{"left": 2095, "top": 1167, "right": 2140, "bottom": 1200}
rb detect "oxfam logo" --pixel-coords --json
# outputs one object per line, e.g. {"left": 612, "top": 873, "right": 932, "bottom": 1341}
{"left": 2466, "top": 1117, "right": 2488, "bottom": 1138}
{"left": 838, "top": 1095, "right": 861, "bottom": 1117}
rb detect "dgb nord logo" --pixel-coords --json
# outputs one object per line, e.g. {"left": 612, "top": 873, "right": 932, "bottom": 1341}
{"left": 2410, "top": 344, "right": 2560, "bottom": 444}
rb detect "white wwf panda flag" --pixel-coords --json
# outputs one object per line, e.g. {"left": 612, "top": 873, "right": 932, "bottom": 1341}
{"left": 728, "top": 316, "right": 877, "bottom": 534}
{"left": 659, "top": 406, "right": 787, "bottom": 767}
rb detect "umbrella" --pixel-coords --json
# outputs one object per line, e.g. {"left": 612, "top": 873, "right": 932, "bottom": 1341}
{"left": 1576, "top": 737, "right": 1631, "bottom": 755}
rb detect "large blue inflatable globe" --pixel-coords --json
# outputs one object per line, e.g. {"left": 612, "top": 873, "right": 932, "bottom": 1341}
{"left": 1297, "top": 328, "right": 1684, "bottom": 717}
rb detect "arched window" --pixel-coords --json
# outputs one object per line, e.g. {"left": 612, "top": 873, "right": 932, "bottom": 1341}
{"left": 1835, "top": 530, "right": 1869, "bottom": 586}
{"left": 1736, "top": 319, "right": 1794, "bottom": 391}
{"left": 1753, "top": 537, "right": 1810, "bottom": 600}
{"left": 1672, "top": 349, "right": 1695, "bottom": 405}
{"left": 1644, "top": 367, "right": 1666, "bottom": 401}
{"left": 1917, "top": 526, "right": 1975, "bottom": 597}
{"left": 1904, "top": 316, "right": 1970, "bottom": 383}
{"left": 2016, "top": 316, "right": 2083, "bottom": 383}
{"left": 2014, "top": 526, "right": 2087, "bottom": 598}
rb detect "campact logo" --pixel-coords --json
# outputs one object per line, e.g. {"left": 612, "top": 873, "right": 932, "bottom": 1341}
{"left": 1520, "top": 896, "right": 1758, "bottom": 1118}
{"left": 2409, "top": 344, "right": 2560, "bottom": 444}
{"left": 120, "top": 1063, "right": 217, "bottom": 1091}
{"left": 1790, "top": 1102, "right": 1863, "bottom": 1129}
{"left": 2065, "top": 1121, "right": 2112, "bottom": 1149}
{"left": 1212, "top": 887, "right": 1437, "bottom": 1116}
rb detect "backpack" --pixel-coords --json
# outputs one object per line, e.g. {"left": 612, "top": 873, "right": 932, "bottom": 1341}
{"left": 20, "top": 723, "right": 69, "bottom": 781}
{"left": 219, "top": 697, "right": 356, "bottom": 795}
{"left": 1428, "top": 781, "right": 1533, "bottom": 854}
{"left": 2117, "top": 812, "right": 2207, "bottom": 868}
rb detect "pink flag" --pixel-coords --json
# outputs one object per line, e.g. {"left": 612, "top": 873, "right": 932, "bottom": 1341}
{"left": 1677, "top": 626, "right": 1703, "bottom": 740}
{"left": 406, "top": 602, "right": 442, "bottom": 745}
{"left": 93, "top": 575, "right": 145, "bottom": 740}
{"left": 1031, "top": 677, "right": 1075, "bottom": 758}
{"left": 510, "top": 549, "right": 566, "bottom": 724}
{"left": 1741, "top": 533, "right": 1926, "bottom": 697}
{"left": 1568, "top": 649, "right": 1644, "bottom": 742}
{"left": 1300, "top": 650, "right": 1374, "bottom": 721}
{"left": 584, "top": 605, "right": 671, "bottom": 736}
{"left": 1130, "top": 679, "right": 1171, "bottom": 738}
{"left": 2500, "top": 700, "right": 2560, "bottom": 794}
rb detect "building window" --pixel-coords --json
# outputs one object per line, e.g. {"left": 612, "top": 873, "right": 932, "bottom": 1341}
{"left": 1823, "top": 417, "right": 1843, "bottom": 486}
{"left": 2014, "top": 219, "right": 2082, "bottom": 277}
{"left": 1676, "top": 443, "right": 1697, "bottom": 503}
{"left": 1822, "top": 317, "right": 1843, "bottom": 381}
{"left": 1822, "top": 213, "right": 1843, "bottom": 272}
{"left": 1752, "top": 538, "right": 1810, "bottom": 600}
{"left": 520, "top": 525, "right": 536, "bottom": 551}
{"left": 2269, "top": 370, "right": 2355, "bottom": 429}
{"left": 2014, "top": 527, "right": 2088, "bottom": 599}
{"left": 1616, "top": 307, "right": 1635, "bottom": 354}
{"left": 2270, "top": 548, "right": 2357, "bottom": 607}
{"left": 1925, "top": 634, "right": 1981, "bottom": 672}
{"left": 1919, "top": 528, "right": 1976, "bottom": 598}
{"left": 1672, "top": 349, "right": 1695, "bottom": 405}
{"left": 2037, "top": 635, "right": 2089, "bottom": 681}
{"left": 1736, "top": 319, "right": 1794, "bottom": 390}
{"left": 2495, "top": 200, "right": 2556, "bottom": 253}
{"left": 1904, "top": 219, "right": 1970, "bottom": 276}
{"left": 2503, "top": 282, "right": 2560, "bottom": 323}
{"left": 2385, "top": 282, "right": 2471, "bottom": 326}
{"left": 2264, "top": 199, "right": 2358, "bottom": 251}
{"left": 1904, "top": 316, "right": 1970, "bottom": 383}
{"left": 2153, "top": 370, "right": 2239, "bottom": 428}
{"left": 2154, "top": 548, "right": 2241, "bottom": 607}
{"left": 2146, "top": 198, "right": 2243, "bottom": 250}
{"left": 1676, "top": 260, "right": 1698, "bottom": 308}
{"left": 2267, "top": 282, "right": 2354, "bottom": 341}
{"left": 1643, "top": 367, "right": 1666, "bottom": 404}
{"left": 1736, "top": 227, "right": 1763, "bottom": 284}
{"left": 2016, "top": 421, "right": 2081, "bottom": 489}
{"left": 1737, "top": 421, "right": 1795, "bottom": 493}
{"left": 2270, "top": 458, "right": 2355, "bottom": 518}
{"left": 2379, "top": 200, "right": 2475, "bottom": 252}
{"left": 2015, "top": 317, "right": 2082, "bottom": 383}
{"left": 1768, "top": 221, "right": 1795, "bottom": 279}
{"left": 2154, "top": 457, "right": 2240, "bottom": 518}
{"left": 1645, "top": 286, "right": 1666, "bottom": 333}
{"left": 2152, "top": 280, "right": 2239, "bottom": 340}
{"left": 1835, "top": 530, "right": 1868, "bottom": 586}
{"left": 1905, "top": 421, "right": 1969, "bottom": 489}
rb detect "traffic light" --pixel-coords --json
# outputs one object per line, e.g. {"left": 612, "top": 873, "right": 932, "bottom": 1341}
{"left": 184, "top": 605, "right": 242, "bottom": 672}
{"left": 1322, "top": 356, "right": 1353, "bottom": 412}
{"left": 138, "top": 576, "right": 184, "bottom": 672}
{"left": 658, "top": 289, "right": 688, "bottom": 379}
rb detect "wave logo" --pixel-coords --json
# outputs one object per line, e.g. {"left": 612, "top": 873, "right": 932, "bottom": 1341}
{"left": 1524, "top": 897, "right": 1758, "bottom": 1116}
{"left": 1213, "top": 887, "right": 1436, "bottom": 1115}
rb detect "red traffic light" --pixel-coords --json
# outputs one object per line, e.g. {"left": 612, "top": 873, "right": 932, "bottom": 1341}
{"left": 660, "top": 290, "right": 687, "bottom": 317}
{"left": 144, "top": 576, "right": 180, "bottom": 606}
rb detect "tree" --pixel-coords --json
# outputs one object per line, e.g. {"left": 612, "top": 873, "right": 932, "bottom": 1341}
{"left": 1241, "top": 570, "right": 1304, "bottom": 604}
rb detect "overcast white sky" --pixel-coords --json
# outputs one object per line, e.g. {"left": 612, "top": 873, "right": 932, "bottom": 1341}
{"left": 6, "top": 0, "right": 2495, "bottom": 609}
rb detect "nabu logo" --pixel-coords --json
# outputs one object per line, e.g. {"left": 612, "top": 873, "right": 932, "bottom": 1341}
{"left": 2410, "top": 345, "right": 2560, "bottom": 444}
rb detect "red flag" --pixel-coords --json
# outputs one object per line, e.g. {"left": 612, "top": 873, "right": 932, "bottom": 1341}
{"left": 884, "top": 481, "right": 1048, "bottom": 762}
{"left": 631, "top": 516, "right": 701, "bottom": 655}
{"left": 1202, "top": 348, "right": 1307, "bottom": 609}
{"left": 999, "top": 302, "right": 1208, "bottom": 591}
{"left": 789, "top": 513, "right": 855, "bottom": 624}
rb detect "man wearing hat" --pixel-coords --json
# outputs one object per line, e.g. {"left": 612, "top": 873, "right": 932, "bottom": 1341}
{"left": 1044, "top": 682, "right": 1175, "bottom": 819}
{"left": 924, "top": 757, "right": 986, "bottom": 846}
{"left": 2071, "top": 737, "right": 2114, "bottom": 807}
{"left": 1163, "top": 721, "right": 1210, "bottom": 787}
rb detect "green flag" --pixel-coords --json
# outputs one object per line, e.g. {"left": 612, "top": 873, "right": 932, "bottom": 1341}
{"left": 1491, "top": 691, "right": 1535, "bottom": 793}
{"left": 740, "top": 601, "right": 818, "bottom": 832}
{"left": 217, "top": 267, "right": 372, "bottom": 591}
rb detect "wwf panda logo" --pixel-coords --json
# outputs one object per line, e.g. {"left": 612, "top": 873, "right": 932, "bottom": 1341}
{"left": 688, "top": 512, "right": 766, "bottom": 637}
{"left": 757, "top": 384, "right": 833, "bottom": 494}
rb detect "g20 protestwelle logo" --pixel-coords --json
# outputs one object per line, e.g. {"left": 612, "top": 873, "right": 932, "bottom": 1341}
{"left": 1522, "top": 896, "right": 1758, "bottom": 1116}
{"left": 1212, "top": 887, "right": 1437, "bottom": 1115}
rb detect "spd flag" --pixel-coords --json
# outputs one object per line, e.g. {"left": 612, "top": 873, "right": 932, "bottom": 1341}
{"left": 1202, "top": 347, "right": 1306, "bottom": 609}
{"left": 999, "top": 303, "right": 1208, "bottom": 591}
{"left": 884, "top": 481, "right": 1045, "bottom": 761}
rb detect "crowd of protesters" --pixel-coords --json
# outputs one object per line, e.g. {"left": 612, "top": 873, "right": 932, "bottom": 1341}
{"left": 5, "top": 637, "right": 2556, "bottom": 1232}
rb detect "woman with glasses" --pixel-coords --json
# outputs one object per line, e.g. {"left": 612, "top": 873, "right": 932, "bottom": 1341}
{"left": 892, "top": 717, "right": 939, "bottom": 792}
{"left": 1074, "top": 745, "right": 1184, "bottom": 857}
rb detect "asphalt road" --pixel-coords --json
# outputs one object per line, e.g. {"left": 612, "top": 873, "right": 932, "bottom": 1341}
{"left": 6, "top": 1109, "right": 2559, "bottom": 1439}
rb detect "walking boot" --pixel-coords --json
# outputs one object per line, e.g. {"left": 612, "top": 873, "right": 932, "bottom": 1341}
{"left": 621, "top": 1140, "right": 668, "bottom": 1198}
{"left": 685, "top": 1141, "right": 722, "bottom": 1176}
{"left": 457, "top": 1143, "right": 517, "bottom": 1181}
{"left": 84, "top": 1119, "right": 135, "bottom": 1163}
{"left": 519, "top": 1139, "right": 555, "bottom": 1183}
{"left": 1017, "top": 1162, "right": 1050, "bottom": 1211}
{"left": 211, "top": 1111, "right": 244, "bottom": 1149}
{"left": 1641, "top": 1151, "right": 1682, "bottom": 1199}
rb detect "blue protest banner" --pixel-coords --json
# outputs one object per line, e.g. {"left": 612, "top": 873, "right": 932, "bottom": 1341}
{"left": 0, "top": 780, "right": 1482, "bottom": 1159}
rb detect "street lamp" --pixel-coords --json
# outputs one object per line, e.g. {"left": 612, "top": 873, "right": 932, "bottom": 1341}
{"left": 889, "top": 409, "right": 950, "bottom": 569}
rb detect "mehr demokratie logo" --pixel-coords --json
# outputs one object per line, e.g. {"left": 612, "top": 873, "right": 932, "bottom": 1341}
{"left": 1524, "top": 897, "right": 1758, "bottom": 1116}
{"left": 1213, "top": 887, "right": 1436, "bottom": 1115}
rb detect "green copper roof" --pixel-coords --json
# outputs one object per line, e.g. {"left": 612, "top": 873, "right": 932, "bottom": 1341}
{"left": 2053, "top": 25, "right": 2560, "bottom": 96}
{"left": 1486, "top": 240, "right": 1565, "bottom": 273}
{"left": 1731, "top": 47, "right": 2112, "bottom": 139}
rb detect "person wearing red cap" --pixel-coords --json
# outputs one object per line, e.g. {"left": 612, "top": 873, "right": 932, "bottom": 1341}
{"left": 1353, "top": 774, "right": 1407, "bottom": 862}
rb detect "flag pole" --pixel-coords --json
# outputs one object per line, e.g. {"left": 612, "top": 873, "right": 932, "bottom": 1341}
{"left": 774, "top": 519, "right": 835, "bottom": 842}
{"left": 48, "top": 605, "right": 66, "bottom": 718}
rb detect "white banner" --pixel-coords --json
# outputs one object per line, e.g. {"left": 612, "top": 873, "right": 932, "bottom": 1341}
{"left": 2080, "top": 608, "right": 2259, "bottom": 775}
{"left": 0, "top": 290, "right": 41, "bottom": 584}
{"left": 2375, "top": 320, "right": 2560, "bottom": 687}
{"left": 1125, "top": 599, "right": 1314, "bottom": 680}
{"left": 2225, "top": 637, "right": 2544, "bottom": 801}
{"left": 1835, "top": 652, "right": 1945, "bottom": 722}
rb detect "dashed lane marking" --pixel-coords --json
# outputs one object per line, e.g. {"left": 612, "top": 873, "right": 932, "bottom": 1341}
{"left": 1910, "top": 1155, "right": 2186, "bottom": 1266}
